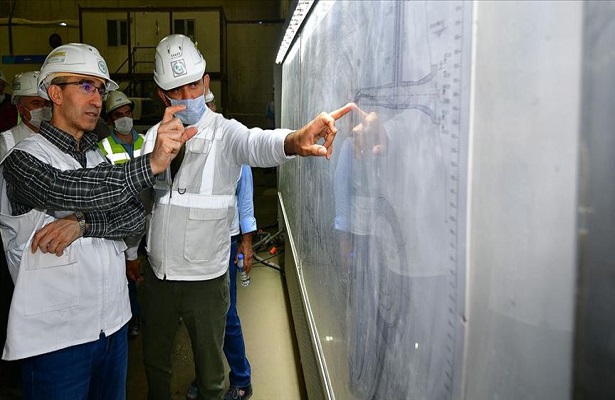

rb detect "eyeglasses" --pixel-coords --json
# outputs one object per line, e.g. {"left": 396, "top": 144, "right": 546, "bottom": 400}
{"left": 55, "top": 80, "right": 108, "bottom": 97}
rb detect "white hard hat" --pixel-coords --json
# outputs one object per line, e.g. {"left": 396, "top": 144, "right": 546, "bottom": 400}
{"left": 37, "top": 43, "right": 119, "bottom": 100}
{"left": 153, "top": 34, "right": 206, "bottom": 91}
{"left": 205, "top": 90, "right": 214, "bottom": 103}
{"left": 105, "top": 90, "right": 134, "bottom": 114}
{"left": 11, "top": 71, "right": 41, "bottom": 104}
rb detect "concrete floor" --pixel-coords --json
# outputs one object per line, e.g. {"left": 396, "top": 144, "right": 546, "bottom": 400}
{"left": 125, "top": 258, "right": 304, "bottom": 400}
{"left": 0, "top": 168, "right": 306, "bottom": 400}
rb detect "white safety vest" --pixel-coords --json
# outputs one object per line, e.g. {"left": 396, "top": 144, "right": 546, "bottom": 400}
{"left": 0, "top": 123, "right": 36, "bottom": 159}
{"left": 142, "top": 108, "right": 292, "bottom": 281}
{"left": 0, "top": 134, "right": 130, "bottom": 361}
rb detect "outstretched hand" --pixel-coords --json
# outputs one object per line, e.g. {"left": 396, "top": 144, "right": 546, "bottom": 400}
{"left": 150, "top": 105, "right": 198, "bottom": 174}
{"left": 284, "top": 103, "right": 355, "bottom": 159}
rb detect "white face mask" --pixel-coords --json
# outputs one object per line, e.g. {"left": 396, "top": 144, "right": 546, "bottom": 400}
{"left": 28, "top": 106, "right": 52, "bottom": 129}
{"left": 114, "top": 117, "right": 133, "bottom": 135}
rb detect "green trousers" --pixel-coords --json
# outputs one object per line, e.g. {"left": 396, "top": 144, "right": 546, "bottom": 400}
{"left": 141, "top": 265, "right": 230, "bottom": 400}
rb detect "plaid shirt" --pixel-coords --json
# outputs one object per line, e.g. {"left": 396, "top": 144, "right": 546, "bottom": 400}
{"left": 2, "top": 121, "right": 155, "bottom": 239}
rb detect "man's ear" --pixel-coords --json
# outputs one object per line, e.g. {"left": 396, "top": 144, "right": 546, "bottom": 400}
{"left": 204, "top": 74, "right": 210, "bottom": 92}
{"left": 47, "top": 86, "right": 62, "bottom": 105}
{"left": 157, "top": 88, "right": 170, "bottom": 106}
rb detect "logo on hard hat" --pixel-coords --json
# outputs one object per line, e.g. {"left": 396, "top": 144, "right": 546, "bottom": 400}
{"left": 45, "top": 51, "right": 67, "bottom": 65}
{"left": 98, "top": 60, "right": 108, "bottom": 75}
{"left": 171, "top": 60, "right": 187, "bottom": 77}
{"left": 13, "top": 82, "right": 21, "bottom": 90}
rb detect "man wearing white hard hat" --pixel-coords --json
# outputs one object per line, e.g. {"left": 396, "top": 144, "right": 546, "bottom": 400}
{"left": 0, "top": 71, "right": 52, "bottom": 159}
{"left": 0, "top": 43, "right": 194, "bottom": 399}
{"left": 0, "top": 70, "right": 18, "bottom": 133}
{"left": 140, "top": 33, "right": 352, "bottom": 400}
{"left": 205, "top": 89, "right": 216, "bottom": 112}
{"left": 99, "top": 90, "right": 145, "bottom": 339}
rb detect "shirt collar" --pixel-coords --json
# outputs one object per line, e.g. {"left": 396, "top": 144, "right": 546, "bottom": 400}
{"left": 39, "top": 121, "right": 100, "bottom": 154}
{"left": 110, "top": 129, "right": 138, "bottom": 145}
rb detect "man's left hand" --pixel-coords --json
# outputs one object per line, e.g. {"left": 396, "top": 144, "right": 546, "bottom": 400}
{"left": 237, "top": 233, "right": 254, "bottom": 274}
{"left": 31, "top": 214, "right": 81, "bottom": 256}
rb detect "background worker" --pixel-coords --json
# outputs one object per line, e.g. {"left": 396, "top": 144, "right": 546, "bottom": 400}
{"left": 99, "top": 90, "right": 146, "bottom": 338}
{"left": 140, "top": 34, "right": 351, "bottom": 400}
{"left": 205, "top": 89, "right": 216, "bottom": 112}
{"left": 0, "top": 71, "right": 52, "bottom": 158}
{"left": 0, "top": 42, "right": 194, "bottom": 399}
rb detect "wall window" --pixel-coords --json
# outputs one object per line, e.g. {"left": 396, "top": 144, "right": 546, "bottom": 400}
{"left": 107, "top": 20, "right": 127, "bottom": 46}
{"left": 174, "top": 19, "right": 195, "bottom": 41}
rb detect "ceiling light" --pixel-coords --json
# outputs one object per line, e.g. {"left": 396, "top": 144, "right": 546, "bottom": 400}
{"left": 275, "top": 0, "right": 315, "bottom": 64}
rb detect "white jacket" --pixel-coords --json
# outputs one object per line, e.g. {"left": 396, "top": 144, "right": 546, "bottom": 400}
{"left": 0, "top": 135, "right": 130, "bottom": 360}
{"left": 0, "top": 122, "right": 36, "bottom": 159}
{"left": 142, "top": 108, "right": 291, "bottom": 280}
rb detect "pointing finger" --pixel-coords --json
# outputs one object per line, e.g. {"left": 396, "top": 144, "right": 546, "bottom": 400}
{"left": 162, "top": 105, "right": 187, "bottom": 124}
{"left": 329, "top": 102, "right": 355, "bottom": 120}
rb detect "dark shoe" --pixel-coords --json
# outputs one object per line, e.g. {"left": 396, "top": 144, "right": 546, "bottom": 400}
{"left": 224, "top": 384, "right": 252, "bottom": 400}
{"left": 128, "top": 318, "right": 140, "bottom": 338}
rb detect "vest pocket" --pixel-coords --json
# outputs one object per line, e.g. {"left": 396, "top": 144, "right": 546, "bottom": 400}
{"left": 22, "top": 248, "right": 78, "bottom": 315}
{"left": 184, "top": 207, "right": 229, "bottom": 263}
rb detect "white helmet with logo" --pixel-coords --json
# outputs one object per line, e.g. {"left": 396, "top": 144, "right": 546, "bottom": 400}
{"left": 37, "top": 43, "right": 119, "bottom": 100}
{"left": 105, "top": 90, "right": 134, "bottom": 114}
{"left": 153, "top": 34, "right": 206, "bottom": 91}
{"left": 11, "top": 71, "right": 41, "bottom": 104}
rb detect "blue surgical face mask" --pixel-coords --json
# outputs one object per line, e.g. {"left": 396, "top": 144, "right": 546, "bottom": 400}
{"left": 166, "top": 95, "right": 207, "bottom": 125}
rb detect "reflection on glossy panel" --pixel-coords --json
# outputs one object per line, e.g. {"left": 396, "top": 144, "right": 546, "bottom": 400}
{"left": 281, "top": 1, "right": 613, "bottom": 399}
{"left": 280, "top": 1, "right": 469, "bottom": 399}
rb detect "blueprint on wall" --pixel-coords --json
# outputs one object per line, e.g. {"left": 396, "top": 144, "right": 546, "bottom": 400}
{"left": 279, "top": 1, "right": 471, "bottom": 398}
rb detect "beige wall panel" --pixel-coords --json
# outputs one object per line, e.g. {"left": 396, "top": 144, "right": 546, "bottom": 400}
{"left": 132, "top": 12, "right": 171, "bottom": 74}
{"left": 208, "top": 79, "right": 222, "bottom": 110}
{"left": 173, "top": 11, "right": 220, "bottom": 72}
{"left": 82, "top": 12, "right": 130, "bottom": 74}
{"left": 0, "top": 25, "right": 79, "bottom": 87}
{"left": 226, "top": 23, "right": 281, "bottom": 127}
